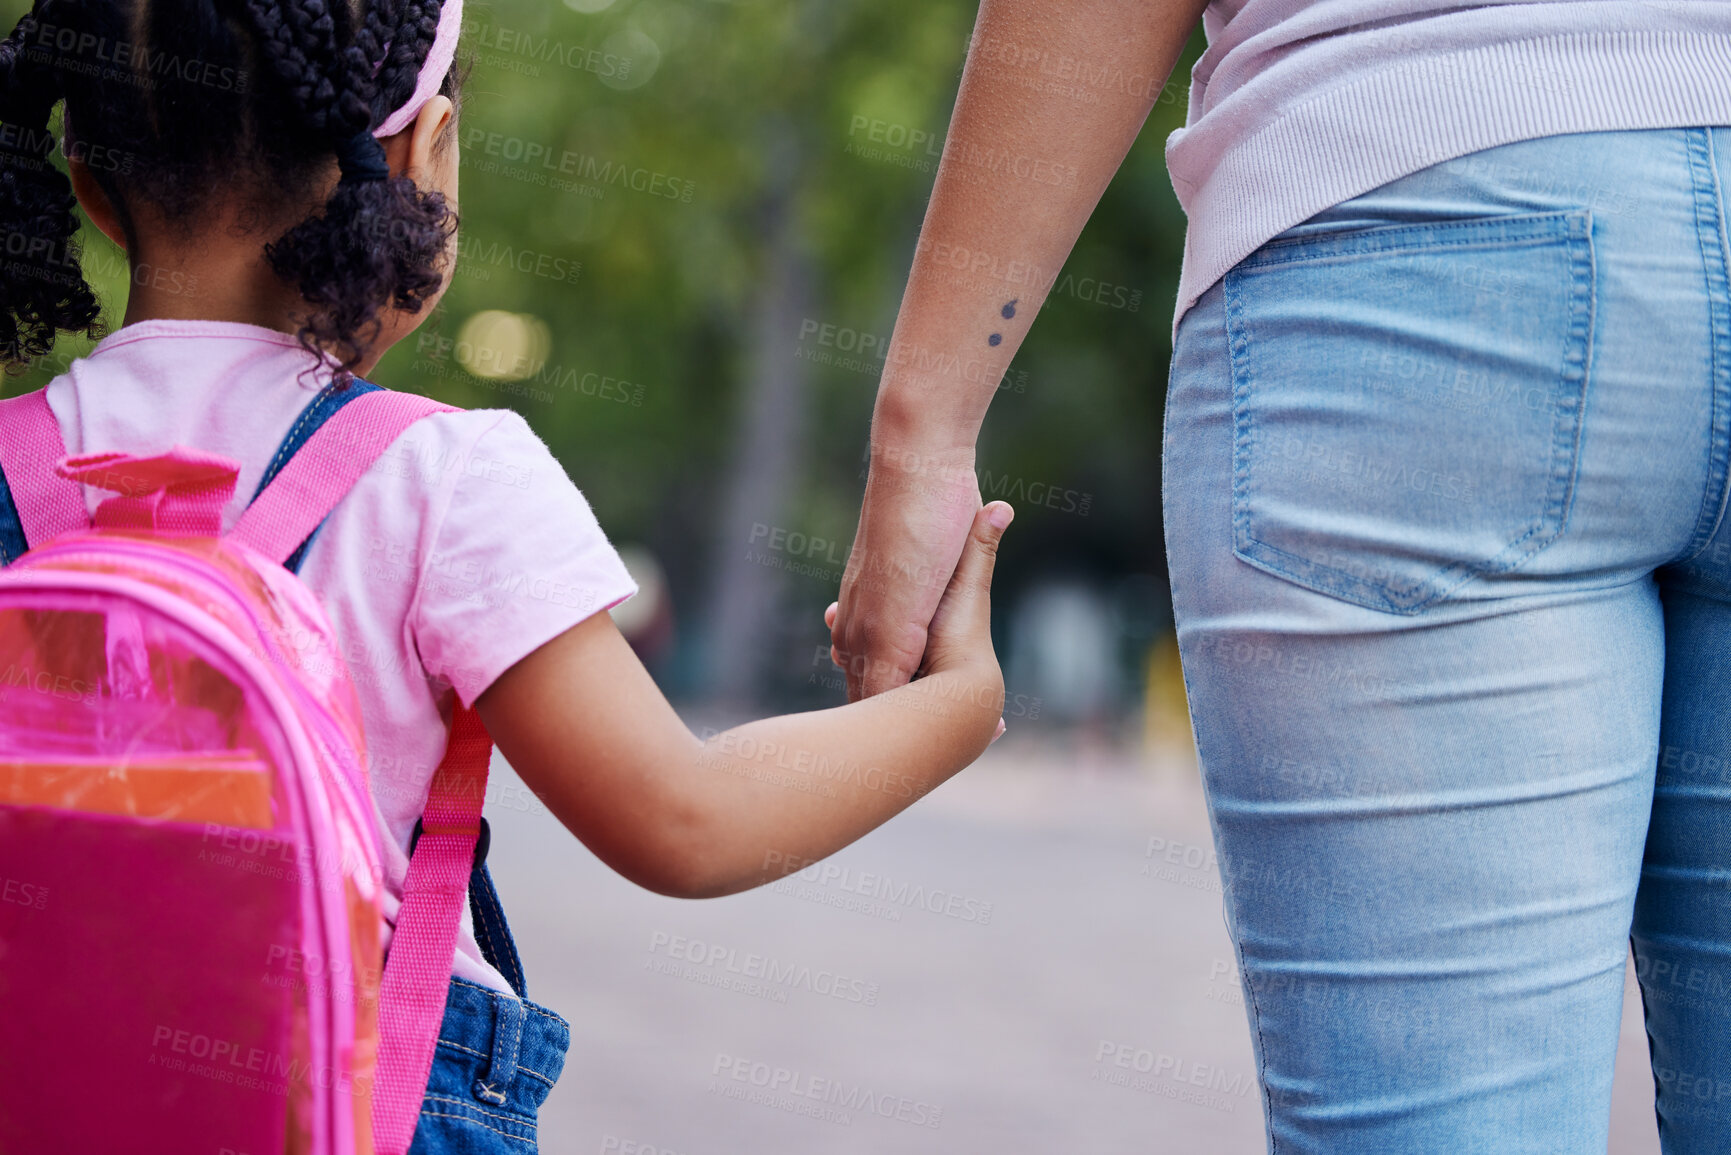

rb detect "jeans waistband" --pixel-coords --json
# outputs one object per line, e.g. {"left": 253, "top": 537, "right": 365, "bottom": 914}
{"left": 435, "top": 976, "right": 571, "bottom": 1104}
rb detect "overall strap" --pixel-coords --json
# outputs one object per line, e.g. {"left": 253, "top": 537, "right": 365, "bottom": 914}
{"left": 0, "top": 390, "right": 87, "bottom": 562}
{"left": 230, "top": 386, "right": 452, "bottom": 565}
{"left": 469, "top": 862, "right": 528, "bottom": 998}
{"left": 0, "top": 459, "right": 28, "bottom": 567}
{"left": 250, "top": 380, "right": 381, "bottom": 573}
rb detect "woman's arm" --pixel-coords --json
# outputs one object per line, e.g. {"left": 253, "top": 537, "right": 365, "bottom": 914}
{"left": 475, "top": 503, "right": 1012, "bottom": 899}
{"left": 832, "top": 0, "right": 1207, "bottom": 700}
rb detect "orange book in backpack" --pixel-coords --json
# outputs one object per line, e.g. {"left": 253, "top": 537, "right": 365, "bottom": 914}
{"left": 0, "top": 751, "right": 274, "bottom": 827}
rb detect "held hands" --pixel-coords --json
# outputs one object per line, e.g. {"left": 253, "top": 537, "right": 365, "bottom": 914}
{"left": 827, "top": 500, "right": 1014, "bottom": 740}
{"left": 831, "top": 446, "right": 987, "bottom": 700}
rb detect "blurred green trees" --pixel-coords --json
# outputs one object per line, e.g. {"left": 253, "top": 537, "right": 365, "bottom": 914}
{"left": 3, "top": 0, "right": 1201, "bottom": 711}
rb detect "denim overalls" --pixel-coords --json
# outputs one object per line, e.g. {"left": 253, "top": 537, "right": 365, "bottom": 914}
{"left": 410, "top": 859, "right": 570, "bottom": 1153}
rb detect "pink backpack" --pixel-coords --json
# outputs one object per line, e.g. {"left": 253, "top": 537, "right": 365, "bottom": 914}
{"left": 0, "top": 386, "right": 493, "bottom": 1154}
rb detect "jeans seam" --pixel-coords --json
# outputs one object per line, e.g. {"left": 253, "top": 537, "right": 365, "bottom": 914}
{"left": 416, "top": 1109, "right": 537, "bottom": 1145}
{"left": 422, "top": 1092, "right": 538, "bottom": 1130}
{"left": 444, "top": 976, "right": 568, "bottom": 1028}
{"left": 1225, "top": 266, "right": 1255, "bottom": 580}
{"left": 1227, "top": 891, "right": 1276, "bottom": 1150}
{"left": 1547, "top": 209, "right": 1596, "bottom": 548}
{"left": 1675, "top": 126, "right": 1731, "bottom": 565}
{"left": 435, "top": 1036, "right": 557, "bottom": 1087}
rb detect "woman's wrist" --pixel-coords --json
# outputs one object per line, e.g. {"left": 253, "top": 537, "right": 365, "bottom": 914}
{"left": 865, "top": 434, "right": 978, "bottom": 507}
{"left": 871, "top": 361, "right": 993, "bottom": 455}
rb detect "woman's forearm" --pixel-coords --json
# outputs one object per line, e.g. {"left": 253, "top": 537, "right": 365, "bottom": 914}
{"left": 874, "top": 0, "right": 1206, "bottom": 453}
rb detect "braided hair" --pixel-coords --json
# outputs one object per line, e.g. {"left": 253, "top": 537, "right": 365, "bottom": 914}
{"left": 0, "top": 0, "right": 459, "bottom": 374}
{"left": 0, "top": 1, "right": 101, "bottom": 364}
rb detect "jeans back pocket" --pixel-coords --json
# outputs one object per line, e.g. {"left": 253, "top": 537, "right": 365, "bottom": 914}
{"left": 1224, "top": 210, "right": 1594, "bottom": 614}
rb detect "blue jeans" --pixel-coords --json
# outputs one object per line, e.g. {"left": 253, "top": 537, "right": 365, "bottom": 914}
{"left": 408, "top": 865, "right": 569, "bottom": 1153}
{"left": 407, "top": 977, "right": 570, "bottom": 1153}
{"left": 1163, "top": 126, "right": 1731, "bottom": 1153}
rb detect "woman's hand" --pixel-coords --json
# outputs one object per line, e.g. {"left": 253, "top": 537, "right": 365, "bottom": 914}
{"left": 829, "top": 499, "right": 1014, "bottom": 740}
{"left": 831, "top": 443, "right": 982, "bottom": 700}
{"left": 829, "top": 499, "right": 1013, "bottom": 675}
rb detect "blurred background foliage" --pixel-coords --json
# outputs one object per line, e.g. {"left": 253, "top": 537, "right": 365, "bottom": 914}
{"left": 4, "top": 0, "right": 1204, "bottom": 737}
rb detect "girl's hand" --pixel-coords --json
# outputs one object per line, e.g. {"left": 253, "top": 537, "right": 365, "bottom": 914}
{"left": 914, "top": 500, "right": 1012, "bottom": 677}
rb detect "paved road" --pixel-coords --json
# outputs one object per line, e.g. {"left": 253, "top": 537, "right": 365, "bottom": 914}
{"left": 483, "top": 735, "right": 1661, "bottom": 1154}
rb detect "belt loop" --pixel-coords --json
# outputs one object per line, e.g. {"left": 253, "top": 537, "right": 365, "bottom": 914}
{"left": 473, "top": 993, "right": 526, "bottom": 1105}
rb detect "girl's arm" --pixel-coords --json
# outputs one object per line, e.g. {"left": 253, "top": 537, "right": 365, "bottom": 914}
{"left": 832, "top": 0, "right": 1207, "bottom": 701}
{"left": 475, "top": 503, "right": 1013, "bottom": 899}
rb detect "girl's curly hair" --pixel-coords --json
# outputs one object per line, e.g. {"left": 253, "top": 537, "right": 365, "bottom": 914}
{"left": 0, "top": 0, "right": 460, "bottom": 375}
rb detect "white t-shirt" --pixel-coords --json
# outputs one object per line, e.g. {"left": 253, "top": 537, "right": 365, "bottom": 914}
{"left": 43, "top": 319, "right": 639, "bottom": 995}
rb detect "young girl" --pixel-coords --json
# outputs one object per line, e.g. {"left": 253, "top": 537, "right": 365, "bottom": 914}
{"left": 0, "top": 0, "right": 1010, "bottom": 1149}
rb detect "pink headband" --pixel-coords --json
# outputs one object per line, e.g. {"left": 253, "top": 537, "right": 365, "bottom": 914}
{"left": 372, "top": 0, "right": 464, "bottom": 138}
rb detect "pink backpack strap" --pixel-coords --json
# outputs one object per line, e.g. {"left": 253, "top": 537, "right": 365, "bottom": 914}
{"left": 237, "top": 385, "right": 494, "bottom": 1150}
{"left": 222, "top": 383, "right": 490, "bottom": 1147}
{"left": 0, "top": 389, "right": 88, "bottom": 547}
{"left": 228, "top": 388, "right": 454, "bottom": 564}
{"left": 372, "top": 703, "right": 493, "bottom": 1154}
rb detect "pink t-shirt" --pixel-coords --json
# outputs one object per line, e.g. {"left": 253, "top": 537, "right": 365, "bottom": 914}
{"left": 43, "top": 319, "right": 639, "bottom": 995}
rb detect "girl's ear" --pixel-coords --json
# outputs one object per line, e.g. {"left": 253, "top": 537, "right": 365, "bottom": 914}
{"left": 382, "top": 94, "right": 454, "bottom": 189}
{"left": 67, "top": 157, "right": 127, "bottom": 251}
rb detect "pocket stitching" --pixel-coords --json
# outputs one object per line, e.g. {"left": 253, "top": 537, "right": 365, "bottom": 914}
{"left": 1225, "top": 213, "right": 1596, "bottom": 614}
{"left": 1240, "top": 209, "right": 1591, "bottom": 271}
